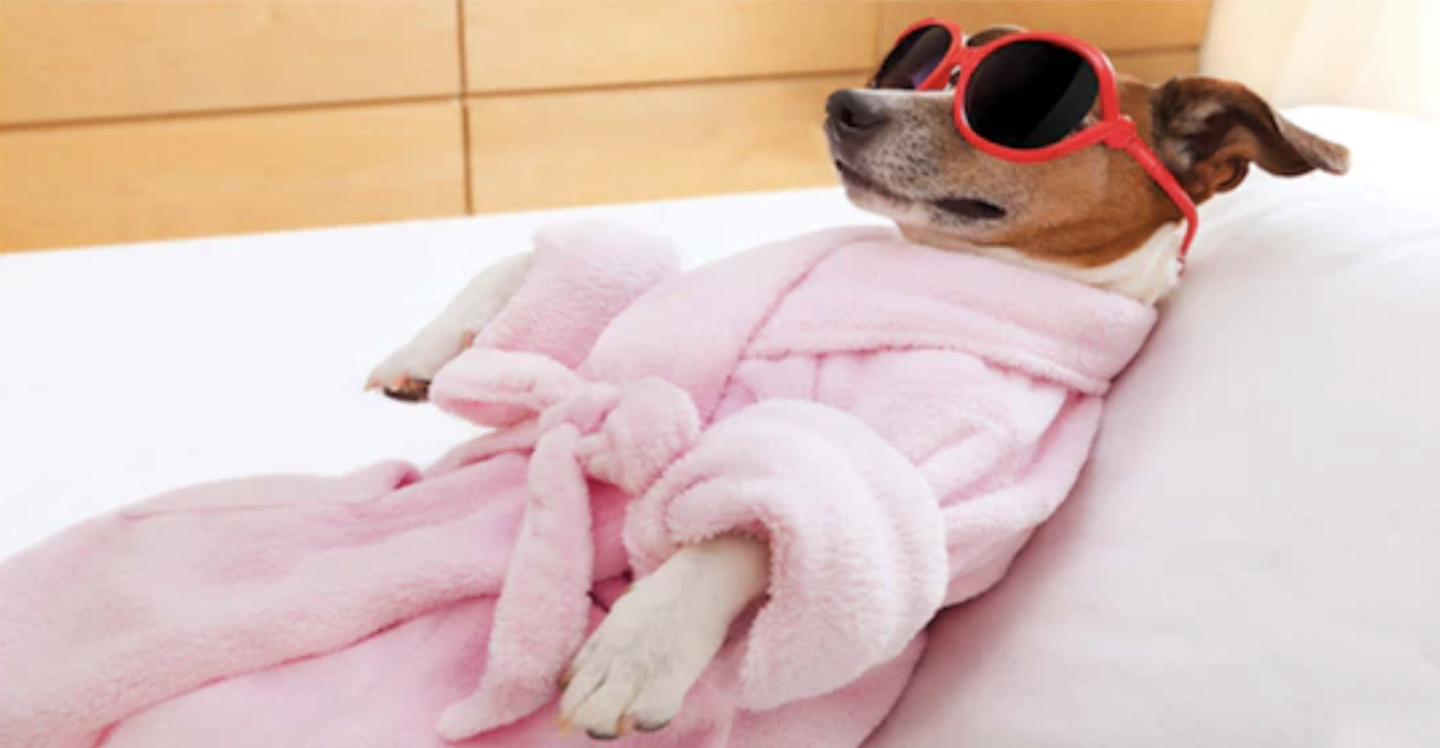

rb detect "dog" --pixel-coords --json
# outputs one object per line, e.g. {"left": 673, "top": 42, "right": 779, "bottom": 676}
{"left": 368, "top": 26, "right": 1348, "bottom": 740}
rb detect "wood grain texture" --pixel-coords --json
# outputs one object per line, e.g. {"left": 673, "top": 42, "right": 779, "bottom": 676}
{"left": 463, "top": 0, "right": 879, "bottom": 93}
{"left": 467, "top": 73, "right": 861, "bottom": 212}
{"left": 1111, "top": 49, "right": 1200, "bottom": 84}
{"left": 0, "top": 102, "right": 466, "bottom": 252}
{"left": 0, "top": 0, "right": 460, "bottom": 125}
{"left": 879, "top": 0, "right": 1212, "bottom": 52}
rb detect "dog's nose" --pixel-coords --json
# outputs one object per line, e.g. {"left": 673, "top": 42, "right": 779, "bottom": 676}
{"left": 826, "top": 90, "right": 888, "bottom": 139}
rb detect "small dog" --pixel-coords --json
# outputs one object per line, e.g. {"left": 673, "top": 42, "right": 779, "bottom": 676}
{"left": 369, "top": 26, "right": 1347, "bottom": 740}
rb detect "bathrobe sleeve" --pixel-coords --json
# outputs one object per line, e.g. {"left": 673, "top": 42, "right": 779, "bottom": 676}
{"left": 471, "top": 220, "right": 683, "bottom": 372}
{"left": 622, "top": 333, "right": 1106, "bottom": 712}
{"left": 431, "top": 221, "right": 682, "bottom": 430}
{"left": 624, "top": 400, "right": 951, "bottom": 712}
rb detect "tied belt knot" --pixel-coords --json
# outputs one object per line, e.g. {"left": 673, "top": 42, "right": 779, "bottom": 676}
{"left": 429, "top": 349, "right": 701, "bottom": 741}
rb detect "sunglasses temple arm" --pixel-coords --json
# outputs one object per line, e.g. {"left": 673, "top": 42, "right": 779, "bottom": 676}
{"left": 1124, "top": 140, "right": 1200, "bottom": 269}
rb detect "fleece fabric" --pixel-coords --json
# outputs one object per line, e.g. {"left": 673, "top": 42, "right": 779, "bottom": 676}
{"left": 0, "top": 221, "right": 1155, "bottom": 748}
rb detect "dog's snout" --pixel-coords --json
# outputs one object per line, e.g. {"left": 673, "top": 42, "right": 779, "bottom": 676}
{"left": 826, "top": 90, "right": 888, "bottom": 140}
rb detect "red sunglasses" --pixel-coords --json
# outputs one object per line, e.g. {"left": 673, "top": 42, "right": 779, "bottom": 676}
{"left": 872, "top": 18, "right": 1199, "bottom": 264}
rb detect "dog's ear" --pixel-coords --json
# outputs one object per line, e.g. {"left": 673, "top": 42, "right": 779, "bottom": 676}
{"left": 966, "top": 26, "right": 1025, "bottom": 47}
{"left": 1152, "top": 76, "right": 1350, "bottom": 203}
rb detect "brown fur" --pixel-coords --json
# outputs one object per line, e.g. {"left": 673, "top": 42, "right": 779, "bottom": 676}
{"left": 826, "top": 28, "right": 1350, "bottom": 270}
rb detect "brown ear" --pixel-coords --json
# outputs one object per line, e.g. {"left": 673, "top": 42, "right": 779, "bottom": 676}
{"left": 1152, "top": 76, "right": 1351, "bottom": 203}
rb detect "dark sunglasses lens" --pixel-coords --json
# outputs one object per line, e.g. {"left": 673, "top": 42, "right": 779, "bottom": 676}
{"left": 873, "top": 26, "right": 952, "bottom": 90}
{"left": 964, "top": 41, "right": 1100, "bottom": 149}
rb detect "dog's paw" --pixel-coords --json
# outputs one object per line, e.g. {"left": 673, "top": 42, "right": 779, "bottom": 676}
{"left": 365, "top": 253, "right": 535, "bottom": 403}
{"left": 559, "top": 574, "right": 728, "bottom": 739}
{"left": 365, "top": 328, "right": 475, "bottom": 403}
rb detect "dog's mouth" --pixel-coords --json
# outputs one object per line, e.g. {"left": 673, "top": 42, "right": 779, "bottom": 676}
{"left": 931, "top": 197, "right": 1007, "bottom": 222}
{"left": 834, "top": 160, "right": 1007, "bottom": 223}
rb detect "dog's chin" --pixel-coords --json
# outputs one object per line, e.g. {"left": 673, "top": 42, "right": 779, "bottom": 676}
{"left": 833, "top": 160, "right": 1008, "bottom": 229}
{"left": 840, "top": 176, "right": 915, "bottom": 220}
{"left": 834, "top": 159, "right": 905, "bottom": 204}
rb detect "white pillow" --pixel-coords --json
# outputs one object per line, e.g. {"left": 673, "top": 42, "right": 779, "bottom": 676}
{"left": 869, "top": 107, "right": 1440, "bottom": 747}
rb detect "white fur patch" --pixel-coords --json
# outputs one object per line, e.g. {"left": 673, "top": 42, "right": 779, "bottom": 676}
{"left": 965, "top": 223, "right": 1185, "bottom": 305}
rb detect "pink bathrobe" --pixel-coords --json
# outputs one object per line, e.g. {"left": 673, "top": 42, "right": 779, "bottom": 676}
{"left": 0, "top": 223, "right": 1156, "bottom": 748}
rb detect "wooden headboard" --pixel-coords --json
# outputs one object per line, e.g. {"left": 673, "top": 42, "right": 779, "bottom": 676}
{"left": 0, "top": 0, "right": 1212, "bottom": 252}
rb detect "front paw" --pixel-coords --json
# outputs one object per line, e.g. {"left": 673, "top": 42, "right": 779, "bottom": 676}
{"left": 364, "top": 329, "right": 476, "bottom": 403}
{"left": 559, "top": 578, "right": 726, "bottom": 739}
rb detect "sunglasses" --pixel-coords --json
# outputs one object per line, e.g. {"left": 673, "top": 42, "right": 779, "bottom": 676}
{"left": 871, "top": 18, "right": 1199, "bottom": 264}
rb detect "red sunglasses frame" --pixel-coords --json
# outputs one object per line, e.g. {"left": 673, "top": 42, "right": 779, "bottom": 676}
{"left": 876, "top": 18, "right": 1200, "bottom": 264}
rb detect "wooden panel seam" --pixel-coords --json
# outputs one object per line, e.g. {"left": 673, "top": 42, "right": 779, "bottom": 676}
{"left": 1111, "top": 48, "right": 1203, "bottom": 83}
{"left": 453, "top": 0, "right": 475, "bottom": 214}
{"left": 461, "top": 68, "right": 874, "bottom": 102}
{"left": 0, "top": 95, "right": 458, "bottom": 134}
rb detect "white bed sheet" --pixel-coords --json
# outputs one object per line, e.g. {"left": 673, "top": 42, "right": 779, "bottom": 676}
{"left": 867, "top": 107, "right": 1440, "bottom": 746}
{"left": 0, "top": 188, "right": 884, "bottom": 559}
{"left": 4, "top": 106, "right": 1440, "bottom": 745}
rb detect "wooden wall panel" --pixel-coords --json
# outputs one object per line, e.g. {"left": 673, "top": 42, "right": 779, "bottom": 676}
{"left": 0, "top": 103, "right": 466, "bottom": 252}
{"left": 467, "top": 74, "right": 860, "bottom": 212}
{"left": 0, "top": 0, "right": 1219, "bottom": 252}
{"left": 0, "top": 0, "right": 460, "bottom": 125}
{"left": 463, "top": 0, "right": 879, "bottom": 93}
{"left": 1112, "top": 50, "right": 1201, "bottom": 83}
{"left": 879, "top": 0, "right": 1212, "bottom": 52}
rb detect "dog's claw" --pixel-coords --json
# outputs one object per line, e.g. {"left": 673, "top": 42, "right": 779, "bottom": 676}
{"left": 585, "top": 714, "right": 636, "bottom": 741}
{"left": 381, "top": 375, "right": 430, "bottom": 403}
{"left": 636, "top": 718, "right": 670, "bottom": 733}
{"left": 366, "top": 330, "right": 469, "bottom": 405}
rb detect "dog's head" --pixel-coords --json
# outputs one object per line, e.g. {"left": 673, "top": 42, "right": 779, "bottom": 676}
{"left": 825, "top": 27, "right": 1350, "bottom": 302}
